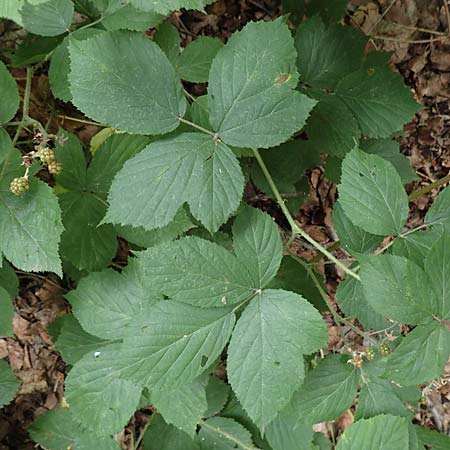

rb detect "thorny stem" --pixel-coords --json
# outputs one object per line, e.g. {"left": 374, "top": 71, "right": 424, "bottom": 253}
{"left": 252, "top": 148, "right": 361, "bottom": 281}
{"left": 176, "top": 116, "right": 217, "bottom": 138}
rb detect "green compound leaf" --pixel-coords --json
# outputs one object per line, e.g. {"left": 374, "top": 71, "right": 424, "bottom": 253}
{"left": 360, "top": 254, "right": 437, "bottom": 324}
{"left": 425, "top": 232, "right": 450, "bottom": 319}
{"left": 29, "top": 408, "right": 122, "bottom": 450}
{"left": 143, "top": 414, "right": 200, "bottom": 450}
{"left": 69, "top": 30, "right": 186, "bottom": 134}
{"left": 129, "top": 0, "right": 214, "bottom": 15}
{"left": 0, "top": 286, "right": 14, "bottom": 336}
{"left": 55, "top": 314, "right": 111, "bottom": 365}
{"left": 0, "top": 359, "right": 19, "bottom": 408}
{"left": 176, "top": 36, "right": 224, "bottom": 83}
{"left": 336, "top": 67, "right": 421, "bottom": 139}
{"left": 425, "top": 185, "right": 450, "bottom": 228}
{"left": 0, "top": 62, "right": 20, "bottom": 124}
{"left": 335, "top": 415, "right": 409, "bottom": 450}
{"left": 20, "top": 0, "right": 74, "bottom": 36}
{"left": 295, "top": 17, "right": 367, "bottom": 89}
{"left": 106, "top": 132, "right": 245, "bottom": 233}
{"left": 227, "top": 289, "right": 327, "bottom": 431}
{"left": 333, "top": 202, "right": 382, "bottom": 255}
{"left": 384, "top": 322, "right": 450, "bottom": 385}
{"left": 198, "top": 417, "right": 257, "bottom": 450}
{"left": 209, "top": 19, "right": 316, "bottom": 149}
{"left": 150, "top": 378, "right": 207, "bottom": 438}
{"left": 338, "top": 148, "right": 409, "bottom": 236}
{"left": 0, "top": 147, "right": 63, "bottom": 275}
{"left": 232, "top": 207, "right": 283, "bottom": 289}
{"left": 289, "top": 355, "right": 359, "bottom": 424}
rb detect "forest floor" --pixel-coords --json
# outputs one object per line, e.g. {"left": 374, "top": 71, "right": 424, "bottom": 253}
{"left": 0, "top": 0, "right": 449, "bottom": 448}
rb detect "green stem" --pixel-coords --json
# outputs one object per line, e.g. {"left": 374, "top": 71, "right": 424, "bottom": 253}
{"left": 74, "top": 15, "right": 105, "bottom": 33}
{"left": 252, "top": 148, "right": 360, "bottom": 281}
{"left": 177, "top": 116, "right": 217, "bottom": 137}
{"left": 374, "top": 222, "right": 433, "bottom": 256}
{"left": 12, "top": 67, "right": 34, "bottom": 147}
{"left": 134, "top": 416, "right": 153, "bottom": 450}
{"left": 408, "top": 173, "right": 450, "bottom": 201}
{"left": 56, "top": 114, "right": 107, "bottom": 127}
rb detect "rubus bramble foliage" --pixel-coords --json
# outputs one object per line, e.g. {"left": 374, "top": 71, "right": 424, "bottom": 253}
{"left": 0, "top": 0, "right": 449, "bottom": 449}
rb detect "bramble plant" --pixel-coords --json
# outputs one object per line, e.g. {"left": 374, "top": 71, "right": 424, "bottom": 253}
{"left": 0, "top": 0, "right": 450, "bottom": 449}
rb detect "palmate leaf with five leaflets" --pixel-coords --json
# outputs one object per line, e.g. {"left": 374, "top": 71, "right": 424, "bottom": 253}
{"left": 63, "top": 207, "right": 325, "bottom": 435}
